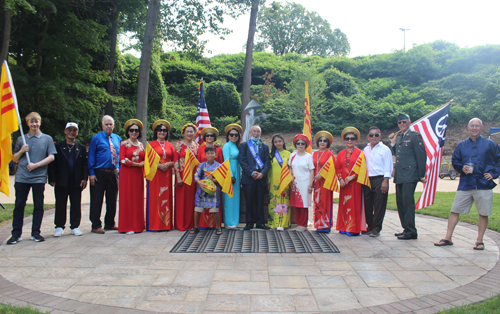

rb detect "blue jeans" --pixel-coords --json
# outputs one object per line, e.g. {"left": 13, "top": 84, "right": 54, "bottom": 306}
{"left": 12, "top": 182, "right": 45, "bottom": 237}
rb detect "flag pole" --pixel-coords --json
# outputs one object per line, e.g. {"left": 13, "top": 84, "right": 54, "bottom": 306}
{"left": 3, "top": 61, "right": 30, "bottom": 164}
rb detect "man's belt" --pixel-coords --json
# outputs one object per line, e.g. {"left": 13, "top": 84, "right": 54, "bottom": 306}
{"left": 96, "top": 168, "right": 115, "bottom": 173}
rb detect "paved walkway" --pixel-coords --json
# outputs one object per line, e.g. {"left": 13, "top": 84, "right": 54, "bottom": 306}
{"left": 1, "top": 202, "right": 500, "bottom": 313}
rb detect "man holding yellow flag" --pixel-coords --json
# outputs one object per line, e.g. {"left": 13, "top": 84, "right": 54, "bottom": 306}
{"left": 8, "top": 112, "right": 56, "bottom": 244}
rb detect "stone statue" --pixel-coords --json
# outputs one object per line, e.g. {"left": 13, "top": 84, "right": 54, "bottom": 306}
{"left": 242, "top": 100, "right": 269, "bottom": 142}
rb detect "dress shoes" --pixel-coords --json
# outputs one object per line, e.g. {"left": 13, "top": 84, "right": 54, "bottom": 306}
{"left": 104, "top": 226, "right": 118, "bottom": 231}
{"left": 244, "top": 224, "right": 254, "bottom": 230}
{"left": 397, "top": 234, "right": 417, "bottom": 240}
{"left": 92, "top": 227, "right": 105, "bottom": 234}
{"left": 394, "top": 232, "right": 405, "bottom": 237}
{"left": 256, "top": 224, "right": 270, "bottom": 230}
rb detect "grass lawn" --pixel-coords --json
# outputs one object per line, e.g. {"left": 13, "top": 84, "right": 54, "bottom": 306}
{"left": 0, "top": 303, "right": 48, "bottom": 314}
{"left": 440, "top": 295, "right": 500, "bottom": 313}
{"left": 386, "top": 192, "right": 500, "bottom": 232}
{"left": 0, "top": 204, "right": 54, "bottom": 227}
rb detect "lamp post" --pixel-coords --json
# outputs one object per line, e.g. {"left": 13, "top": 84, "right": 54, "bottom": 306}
{"left": 399, "top": 28, "right": 410, "bottom": 52}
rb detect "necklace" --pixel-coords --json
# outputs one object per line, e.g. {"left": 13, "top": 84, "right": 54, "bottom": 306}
{"left": 66, "top": 143, "right": 75, "bottom": 153}
{"left": 316, "top": 150, "right": 326, "bottom": 170}
{"left": 345, "top": 149, "right": 353, "bottom": 169}
{"left": 157, "top": 140, "right": 167, "bottom": 159}
{"left": 128, "top": 139, "right": 140, "bottom": 147}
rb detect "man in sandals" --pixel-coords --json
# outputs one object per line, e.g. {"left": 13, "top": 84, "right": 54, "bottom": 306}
{"left": 435, "top": 118, "right": 500, "bottom": 250}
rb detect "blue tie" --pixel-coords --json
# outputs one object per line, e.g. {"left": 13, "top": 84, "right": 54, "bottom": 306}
{"left": 252, "top": 140, "right": 259, "bottom": 153}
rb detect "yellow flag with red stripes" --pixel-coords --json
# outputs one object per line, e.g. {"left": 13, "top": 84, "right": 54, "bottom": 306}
{"left": 352, "top": 152, "right": 371, "bottom": 188}
{"left": 302, "top": 81, "right": 312, "bottom": 154}
{"left": 0, "top": 61, "right": 20, "bottom": 196}
{"left": 318, "top": 156, "right": 339, "bottom": 192}
{"left": 212, "top": 158, "right": 233, "bottom": 198}
{"left": 278, "top": 163, "right": 293, "bottom": 194}
{"left": 144, "top": 143, "right": 160, "bottom": 181}
{"left": 182, "top": 147, "right": 199, "bottom": 185}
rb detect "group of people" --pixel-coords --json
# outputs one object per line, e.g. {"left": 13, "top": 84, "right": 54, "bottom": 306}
{"left": 6, "top": 112, "right": 500, "bottom": 251}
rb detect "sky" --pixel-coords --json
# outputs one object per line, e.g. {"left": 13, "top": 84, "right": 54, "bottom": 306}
{"left": 199, "top": 0, "right": 500, "bottom": 57}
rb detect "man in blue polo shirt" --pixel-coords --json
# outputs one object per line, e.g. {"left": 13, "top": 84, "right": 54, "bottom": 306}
{"left": 435, "top": 118, "right": 500, "bottom": 250}
{"left": 88, "top": 115, "right": 121, "bottom": 234}
{"left": 7, "top": 112, "right": 56, "bottom": 244}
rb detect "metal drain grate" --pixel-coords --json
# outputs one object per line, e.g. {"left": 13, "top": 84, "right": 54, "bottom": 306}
{"left": 170, "top": 229, "right": 340, "bottom": 253}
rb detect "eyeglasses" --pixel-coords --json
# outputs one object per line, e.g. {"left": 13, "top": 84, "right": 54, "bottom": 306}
{"left": 368, "top": 133, "right": 380, "bottom": 138}
{"left": 318, "top": 139, "right": 329, "bottom": 143}
{"left": 129, "top": 129, "right": 140, "bottom": 133}
{"left": 228, "top": 133, "right": 239, "bottom": 137}
{"left": 205, "top": 134, "right": 215, "bottom": 138}
{"left": 398, "top": 121, "right": 408, "bottom": 125}
{"left": 344, "top": 137, "right": 356, "bottom": 141}
{"left": 296, "top": 142, "right": 306, "bottom": 146}
{"left": 158, "top": 129, "right": 168, "bottom": 133}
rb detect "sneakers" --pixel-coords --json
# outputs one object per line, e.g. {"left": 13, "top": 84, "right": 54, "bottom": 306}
{"left": 70, "top": 228, "right": 83, "bottom": 236}
{"left": 30, "top": 235, "right": 45, "bottom": 242}
{"left": 54, "top": 227, "right": 64, "bottom": 237}
{"left": 6, "top": 236, "right": 22, "bottom": 245}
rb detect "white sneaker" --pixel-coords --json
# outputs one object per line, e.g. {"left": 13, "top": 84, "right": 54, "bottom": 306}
{"left": 277, "top": 227, "right": 284, "bottom": 231}
{"left": 126, "top": 231, "right": 135, "bottom": 234}
{"left": 70, "top": 228, "right": 83, "bottom": 236}
{"left": 53, "top": 227, "right": 63, "bottom": 237}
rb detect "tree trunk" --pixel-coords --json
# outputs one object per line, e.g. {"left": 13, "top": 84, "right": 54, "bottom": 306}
{"left": 136, "top": 0, "right": 160, "bottom": 143}
{"left": 0, "top": 8, "right": 11, "bottom": 63}
{"left": 240, "top": 0, "right": 259, "bottom": 132}
{"left": 105, "top": 8, "right": 119, "bottom": 116}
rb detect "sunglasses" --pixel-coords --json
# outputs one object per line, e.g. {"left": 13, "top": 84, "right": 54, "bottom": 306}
{"left": 158, "top": 129, "right": 168, "bottom": 133}
{"left": 129, "top": 129, "right": 140, "bottom": 133}
{"left": 344, "top": 137, "right": 357, "bottom": 141}
{"left": 398, "top": 121, "right": 408, "bottom": 125}
{"left": 228, "top": 133, "right": 239, "bottom": 137}
{"left": 318, "top": 139, "right": 329, "bottom": 143}
{"left": 368, "top": 133, "right": 380, "bottom": 138}
{"left": 296, "top": 142, "right": 306, "bottom": 146}
{"left": 205, "top": 134, "right": 215, "bottom": 138}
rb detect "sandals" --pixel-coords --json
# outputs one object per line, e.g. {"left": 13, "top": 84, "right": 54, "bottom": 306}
{"left": 434, "top": 239, "right": 453, "bottom": 246}
{"left": 189, "top": 227, "right": 199, "bottom": 234}
{"left": 473, "top": 242, "right": 485, "bottom": 250}
{"left": 216, "top": 228, "right": 223, "bottom": 235}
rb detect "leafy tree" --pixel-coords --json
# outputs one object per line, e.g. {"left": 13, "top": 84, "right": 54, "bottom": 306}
{"left": 255, "top": 1, "right": 350, "bottom": 57}
{"left": 204, "top": 80, "right": 241, "bottom": 118}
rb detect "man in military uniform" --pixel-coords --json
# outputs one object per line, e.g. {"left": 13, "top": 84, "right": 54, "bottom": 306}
{"left": 389, "top": 113, "right": 427, "bottom": 240}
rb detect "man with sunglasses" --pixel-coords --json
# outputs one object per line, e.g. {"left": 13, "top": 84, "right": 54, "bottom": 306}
{"left": 48, "top": 123, "right": 88, "bottom": 237}
{"left": 363, "top": 126, "right": 393, "bottom": 237}
{"left": 389, "top": 113, "right": 426, "bottom": 240}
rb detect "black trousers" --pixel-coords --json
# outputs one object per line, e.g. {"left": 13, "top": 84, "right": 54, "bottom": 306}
{"left": 396, "top": 182, "right": 418, "bottom": 236}
{"left": 89, "top": 169, "right": 118, "bottom": 229}
{"left": 54, "top": 174, "right": 82, "bottom": 230}
{"left": 12, "top": 182, "right": 45, "bottom": 237}
{"left": 363, "top": 176, "right": 388, "bottom": 232}
{"left": 242, "top": 180, "right": 265, "bottom": 225}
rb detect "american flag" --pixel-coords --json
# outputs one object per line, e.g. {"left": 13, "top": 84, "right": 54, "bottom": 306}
{"left": 195, "top": 81, "right": 211, "bottom": 143}
{"left": 411, "top": 101, "right": 452, "bottom": 209}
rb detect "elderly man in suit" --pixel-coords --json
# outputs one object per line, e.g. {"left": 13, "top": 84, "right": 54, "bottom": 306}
{"left": 49, "top": 122, "right": 88, "bottom": 237}
{"left": 239, "top": 125, "right": 271, "bottom": 230}
{"left": 389, "top": 113, "right": 427, "bottom": 240}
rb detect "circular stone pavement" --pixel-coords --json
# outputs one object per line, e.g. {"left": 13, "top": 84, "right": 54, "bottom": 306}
{"left": 1, "top": 205, "right": 500, "bottom": 314}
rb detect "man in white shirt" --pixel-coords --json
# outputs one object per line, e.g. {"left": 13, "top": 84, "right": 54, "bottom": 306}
{"left": 363, "top": 126, "right": 393, "bottom": 237}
